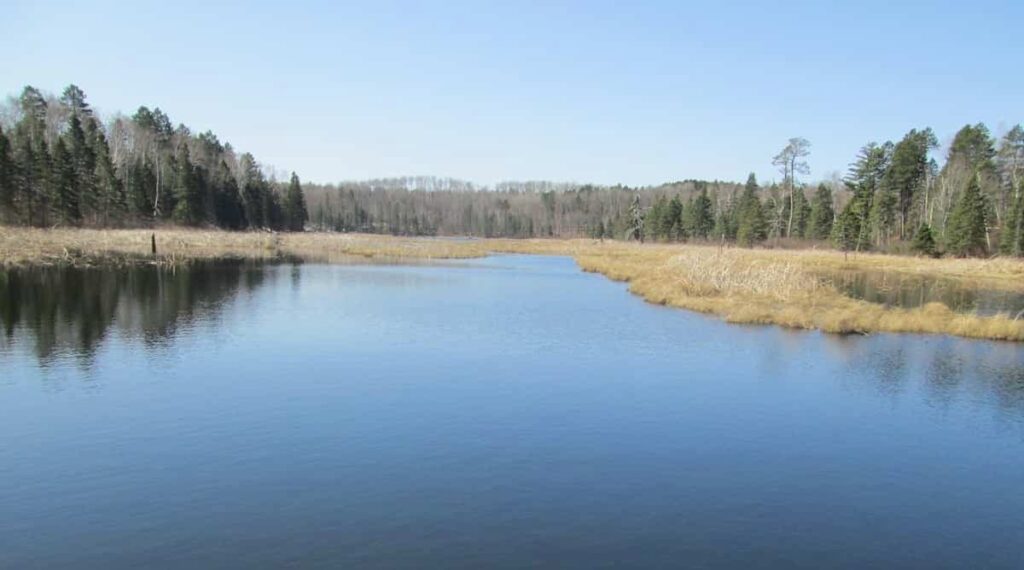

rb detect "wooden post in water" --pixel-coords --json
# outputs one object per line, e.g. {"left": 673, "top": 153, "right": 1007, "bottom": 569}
{"left": 151, "top": 233, "right": 157, "bottom": 256}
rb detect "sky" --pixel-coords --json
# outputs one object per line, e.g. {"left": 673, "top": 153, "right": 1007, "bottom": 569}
{"left": 2, "top": 0, "right": 1022, "bottom": 187}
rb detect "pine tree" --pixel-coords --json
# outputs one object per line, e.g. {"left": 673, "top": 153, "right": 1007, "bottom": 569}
{"left": 832, "top": 206, "right": 860, "bottom": 254}
{"left": 213, "top": 161, "right": 246, "bottom": 229}
{"left": 284, "top": 172, "right": 308, "bottom": 231}
{"left": 946, "top": 175, "right": 988, "bottom": 257}
{"left": 60, "top": 84, "right": 91, "bottom": 117}
{"left": 88, "top": 121, "right": 126, "bottom": 224}
{"left": 666, "top": 195, "right": 683, "bottom": 240}
{"left": 691, "top": 188, "right": 714, "bottom": 239}
{"left": 172, "top": 144, "right": 201, "bottom": 225}
{"left": 51, "top": 138, "right": 81, "bottom": 225}
{"left": 844, "top": 142, "right": 892, "bottom": 250}
{"left": 791, "top": 186, "right": 812, "bottom": 238}
{"left": 807, "top": 183, "right": 834, "bottom": 240}
{"left": 885, "top": 128, "right": 936, "bottom": 239}
{"left": 127, "top": 157, "right": 156, "bottom": 219}
{"left": 66, "top": 114, "right": 98, "bottom": 222}
{"left": 911, "top": 224, "right": 938, "bottom": 257}
{"left": 736, "top": 173, "right": 767, "bottom": 246}
{"left": 869, "top": 184, "right": 898, "bottom": 247}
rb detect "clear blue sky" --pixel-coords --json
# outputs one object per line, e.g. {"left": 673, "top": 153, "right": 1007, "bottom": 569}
{"left": 2, "top": 0, "right": 1022, "bottom": 187}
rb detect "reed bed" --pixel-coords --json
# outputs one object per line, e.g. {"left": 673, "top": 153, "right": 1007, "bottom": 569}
{"left": 2, "top": 226, "right": 1023, "bottom": 341}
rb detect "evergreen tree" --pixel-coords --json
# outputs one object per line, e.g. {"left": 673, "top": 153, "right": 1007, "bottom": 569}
{"left": 946, "top": 175, "right": 988, "bottom": 257}
{"left": 806, "top": 183, "right": 834, "bottom": 240}
{"left": 127, "top": 157, "right": 156, "bottom": 219}
{"left": 284, "top": 172, "right": 309, "bottom": 231}
{"left": 911, "top": 224, "right": 938, "bottom": 257}
{"left": 666, "top": 195, "right": 683, "bottom": 240}
{"left": 50, "top": 139, "right": 81, "bottom": 224}
{"left": 999, "top": 181, "right": 1023, "bottom": 256}
{"left": 832, "top": 206, "right": 860, "bottom": 254}
{"left": 736, "top": 173, "right": 767, "bottom": 246}
{"left": 0, "top": 127, "right": 14, "bottom": 220}
{"left": 791, "top": 186, "right": 812, "bottom": 238}
{"left": 240, "top": 153, "right": 266, "bottom": 228}
{"left": 691, "top": 188, "right": 714, "bottom": 239}
{"left": 60, "top": 84, "right": 91, "bottom": 117}
{"left": 172, "top": 145, "right": 201, "bottom": 225}
{"left": 87, "top": 119, "right": 125, "bottom": 224}
{"left": 645, "top": 195, "right": 669, "bottom": 241}
{"left": 712, "top": 206, "right": 733, "bottom": 241}
{"left": 213, "top": 161, "right": 246, "bottom": 229}
{"left": 842, "top": 142, "right": 892, "bottom": 250}
{"left": 869, "top": 184, "right": 898, "bottom": 247}
{"left": 884, "top": 128, "right": 936, "bottom": 238}
{"left": 13, "top": 86, "right": 50, "bottom": 226}
{"left": 66, "top": 114, "right": 98, "bottom": 222}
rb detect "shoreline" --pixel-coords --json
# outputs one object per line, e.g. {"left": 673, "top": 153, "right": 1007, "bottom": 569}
{"left": 2, "top": 226, "right": 1023, "bottom": 342}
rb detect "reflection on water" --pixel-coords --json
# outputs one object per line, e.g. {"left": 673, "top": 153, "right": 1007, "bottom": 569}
{"left": 2, "top": 257, "right": 1024, "bottom": 568}
{"left": 825, "top": 269, "right": 1024, "bottom": 316}
{"left": 0, "top": 260, "right": 274, "bottom": 364}
{"left": 823, "top": 333, "right": 1024, "bottom": 418}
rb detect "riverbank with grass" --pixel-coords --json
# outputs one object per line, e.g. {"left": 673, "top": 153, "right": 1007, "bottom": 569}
{"left": 3, "top": 226, "right": 1023, "bottom": 341}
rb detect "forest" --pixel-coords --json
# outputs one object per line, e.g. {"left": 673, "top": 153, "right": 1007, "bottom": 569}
{"left": 0, "top": 85, "right": 308, "bottom": 232}
{"left": 303, "top": 128, "right": 1024, "bottom": 258}
{"left": 1, "top": 84, "right": 1022, "bottom": 258}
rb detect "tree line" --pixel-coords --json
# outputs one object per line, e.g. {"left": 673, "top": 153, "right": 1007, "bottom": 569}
{"left": 2, "top": 84, "right": 1021, "bottom": 258}
{"left": 0, "top": 85, "right": 307, "bottom": 231}
{"left": 304, "top": 124, "right": 1024, "bottom": 257}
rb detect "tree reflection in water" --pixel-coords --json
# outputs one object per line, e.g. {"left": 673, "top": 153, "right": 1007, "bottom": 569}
{"left": 0, "top": 260, "right": 277, "bottom": 366}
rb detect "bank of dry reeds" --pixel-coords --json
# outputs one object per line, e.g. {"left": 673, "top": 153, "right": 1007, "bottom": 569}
{"left": 2, "top": 227, "right": 1023, "bottom": 341}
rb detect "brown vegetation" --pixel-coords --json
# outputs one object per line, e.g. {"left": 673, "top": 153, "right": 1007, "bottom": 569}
{"left": 2, "top": 226, "right": 1023, "bottom": 341}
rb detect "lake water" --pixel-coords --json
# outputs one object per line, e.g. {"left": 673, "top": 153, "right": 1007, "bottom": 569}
{"left": 2, "top": 255, "right": 1023, "bottom": 569}
{"left": 825, "top": 269, "right": 1024, "bottom": 316}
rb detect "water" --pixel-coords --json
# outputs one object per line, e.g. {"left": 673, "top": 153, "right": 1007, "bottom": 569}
{"left": 825, "top": 269, "right": 1024, "bottom": 316}
{"left": 2, "top": 256, "right": 1023, "bottom": 569}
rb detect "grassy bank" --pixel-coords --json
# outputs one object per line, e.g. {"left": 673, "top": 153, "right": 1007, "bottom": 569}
{"left": 3, "top": 226, "right": 1023, "bottom": 341}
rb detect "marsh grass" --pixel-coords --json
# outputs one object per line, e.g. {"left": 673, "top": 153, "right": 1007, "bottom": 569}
{"left": 3, "top": 226, "right": 1023, "bottom": 341}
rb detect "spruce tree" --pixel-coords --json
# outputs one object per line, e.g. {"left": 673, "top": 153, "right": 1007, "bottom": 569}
{"left": 885, "top": 128, "right": 936, "bottom": 238}
{"left": 172, "top": 145, "right": 201, "bottom": 225}
{"left": 88, "top": 121, "right": 126, "bottom": 224}
{"left": 832, "top": 206, "right": 860, "bottom": 254}
{"left": 691, "top": 188, "right": 714, "bottom": 239}
{"left": 213, "top": 161, "right": 246, "bottom": 229}
{"left": 791, "top": 186, "right": 812, "bottom": 238}
{"left": 869, "top": 185, "right": 898, "bottom": 247}
{"left": 911, "top": 224, "right": 937, "bottom": 257}
{"left": 736, "top": 174, "right": 767, "bottom": 246}
{"left": 284, "top": 172, "right": 308, "bottom": 231}
{"left": 51, "top": 138, "right": 80, "bottom": 225}
{"left": 66, "top": 114, "right": 97, "bottom": 222}
{"left": 807, "top": 183, "right": 834, "bottom": 240}
{"left": 128, "top": 158, "right": 156, "bottom": 219}
{"left": 946, "top": 175, "right": 988, "bottom": 257}
{"left": 666, "top": 195, "right": 683, "bottom": 240}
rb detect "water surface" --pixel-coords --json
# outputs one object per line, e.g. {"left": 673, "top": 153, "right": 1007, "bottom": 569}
{"left": 825, "top": 268, "right": 1024, "bottom": 316}
{"left": 2, "top": 256, "right": 1023, "bottom": 568}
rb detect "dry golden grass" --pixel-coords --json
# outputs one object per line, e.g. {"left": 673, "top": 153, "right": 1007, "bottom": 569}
{"left": 3, "top": 226, "right": 1023, "bottom": 341}
{"left": 0, "top": 227, "right": 491, "bottom": 266}
{"left": 556, "top": 242, "right": 1024, "bottom": 342}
